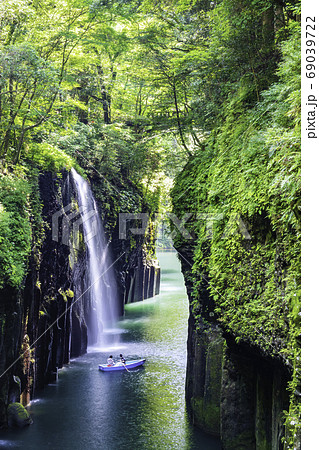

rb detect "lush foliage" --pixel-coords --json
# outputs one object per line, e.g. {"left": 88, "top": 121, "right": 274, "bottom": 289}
{"left": 0, "top": 165, "right": 32, "bottom": 288}
{"left": 0, "top": 0, "right": 300, "bottom": 446}
{"left": 170, "top": 3, "right": 301, "bottom": 448}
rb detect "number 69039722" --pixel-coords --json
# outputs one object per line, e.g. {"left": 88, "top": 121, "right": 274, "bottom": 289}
{"left": 306, "top": 17, "right": 316, "bottom": 79}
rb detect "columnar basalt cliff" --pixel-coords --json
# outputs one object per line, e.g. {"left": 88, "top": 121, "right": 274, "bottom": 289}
{"left": 0, "top": 170, "right": 90, "bottom": 423}
{"left": 0, "top": 171, "right": 78, "bottom": 426}
{"left": 89, "top": 172, "right": 161, "bottom": 311}
{"left": 110, "top": 218, "right": 160, "bottom": 309}
{"left": 170, "top": 17, "right": 300, "bottom": 446}
{"left": 0, "top": 168, "right": 160, "bottom": 428}
{"left": 176, "top": 241, "right": 291, "bottom": 450}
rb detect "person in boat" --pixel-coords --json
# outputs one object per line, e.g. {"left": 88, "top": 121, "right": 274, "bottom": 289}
{"left": 119, "top": 354, "right": 126, "bottom": 364}
{"left": 107, "top": 355, "right": 114, "bottom": 366}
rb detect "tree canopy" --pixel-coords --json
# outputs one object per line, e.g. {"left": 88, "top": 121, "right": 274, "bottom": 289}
{"left": 0, "top": 1, "right": 300, "bottom": 447}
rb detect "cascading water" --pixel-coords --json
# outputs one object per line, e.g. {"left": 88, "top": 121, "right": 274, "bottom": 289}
{"left": 71, "top": 168, "right": 119, "bottom": 346}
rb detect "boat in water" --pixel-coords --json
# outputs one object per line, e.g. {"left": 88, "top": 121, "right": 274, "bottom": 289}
{"left": 99, "top": 359, "right": 146, "bottom": 372}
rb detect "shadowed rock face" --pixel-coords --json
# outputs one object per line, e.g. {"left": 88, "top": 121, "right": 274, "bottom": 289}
{"left": 186, "top": 319, "right": 289, "bottom": 449}
{"left": 0, "top": 170, "right": 160, "bottom": 428}
{"left": 123, "top": 256, "right": 160, "bottom": 305}
{"left": 177, "top": 244, "right": 289, "bottom": 450}
{"left": 0, "top": 171, "right": 92, "bottom": 427}
{"left": 0, "top": 287, "right": 24, "bottom": 429}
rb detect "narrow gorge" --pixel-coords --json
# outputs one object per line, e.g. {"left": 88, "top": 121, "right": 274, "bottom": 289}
{"left": 0, "top": 0, "right": 301, "bottom": 448}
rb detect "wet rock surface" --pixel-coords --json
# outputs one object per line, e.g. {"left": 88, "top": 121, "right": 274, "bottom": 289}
{"left": 7, "top": 402, "right": 33, "bottom": 428}
{"left": 0, "top": 170, "right": 157, "bottom": 427}
{"left": 178, "top": 244, "right": 289, "bottom": 449}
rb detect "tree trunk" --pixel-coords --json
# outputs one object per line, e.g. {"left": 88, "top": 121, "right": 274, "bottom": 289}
{"left": 96, "top": 65, "right": 113, "bottom": 124}
{"left": 77, "top": 90, "right": 89, "bottom": 124}
{"left": 262, "top": 6, "right": 274, "bottom": 52}
{"left": 274, "top": 5, "right": 285, "bottom": 33}
{"left": 0, "top": 75, "right": 14, "bottom": 157}
{"left": 172, "top": 79, "right": 191, "bottom": 156}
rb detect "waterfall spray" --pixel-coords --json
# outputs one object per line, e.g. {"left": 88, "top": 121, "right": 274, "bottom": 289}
{"left": 71, "top": 168, "right": 119, "bottom": 346}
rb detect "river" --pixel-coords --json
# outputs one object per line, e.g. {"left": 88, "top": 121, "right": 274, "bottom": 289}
{"left": 1, "top": 252, "right": 221, "bottom": 449}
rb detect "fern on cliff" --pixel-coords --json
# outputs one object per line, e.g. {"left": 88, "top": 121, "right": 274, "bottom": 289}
{"left": 0, "top": 166, "right": 32, "bottom": 289}
{"left": 171, "top": 17, "right": 301, "bottom": 449}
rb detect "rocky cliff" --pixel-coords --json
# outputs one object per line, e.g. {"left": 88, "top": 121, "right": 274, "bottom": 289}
{"left": 170, "top": 25, "right": 300, "bottom": 447}
{"left": 0, "top": 168, "right": 159, "bottom": 428}
{"left": 177, "top": 242, "right": 291, "bottom": 449}
{"left": 0, "top": 170, "right": 89, "bottom": 427}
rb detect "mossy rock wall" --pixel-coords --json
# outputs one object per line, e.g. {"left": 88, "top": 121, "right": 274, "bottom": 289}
{"left": 185, "top": 310, "right": 289, "bottom": 449}
{"left": 0, "top": 168, "right": 160, "bottom": 427}
{"left": 186, "top": 318, "right": 223, "bottom": 435}
{"left": 0, "top": 287, "right": 24, "bottom": 429}
{"left": 0, "top": 171, "right": 89, "bottom": 426}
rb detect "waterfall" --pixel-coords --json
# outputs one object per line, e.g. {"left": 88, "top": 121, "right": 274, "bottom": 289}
{"left": 71, "top": 168, "right": 119, "bottom": 346}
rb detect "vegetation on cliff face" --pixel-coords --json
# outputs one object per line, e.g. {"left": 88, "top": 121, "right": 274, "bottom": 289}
{"left": 0, "top": 166, "right": 32, "bottom": 289}
{"left": 169, "top": 3, "right": 301, "bottom": 449}
{"left": 0, "top": 0, "right": 164, "bottom": 290}
{"left": 0, "top": 0, "right": 300, "bottom": 444}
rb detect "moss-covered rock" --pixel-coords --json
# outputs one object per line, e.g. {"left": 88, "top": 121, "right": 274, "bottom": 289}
{"left": 171, "top": 20, "right": 301, "bottom": 449}
{"left": 185, "top": 309, "right": 289, "bottom": 448}
{"left": 0, "top": 166, "right": 160, "bottom": 427}
{"left": 7, "top": 402, "right": 32, "bottom": 428}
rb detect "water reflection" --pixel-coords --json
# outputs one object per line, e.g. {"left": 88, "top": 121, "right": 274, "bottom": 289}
{"left": 1, "top": 252, "right": 221, "bottom": 449}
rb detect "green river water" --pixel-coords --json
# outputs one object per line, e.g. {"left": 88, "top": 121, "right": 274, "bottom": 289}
{"left": 1, "top": 252, "right": 221, "bottom": 449}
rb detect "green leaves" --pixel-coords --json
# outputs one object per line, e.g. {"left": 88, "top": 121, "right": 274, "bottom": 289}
{"left": 171, "top": 10, "right": 300, "bottom": 447}
{"left": 28, "top": 142, "right": 76, "bottom": 172}
{"left": 0, "top": 167, "right": 32, "bottom": 289}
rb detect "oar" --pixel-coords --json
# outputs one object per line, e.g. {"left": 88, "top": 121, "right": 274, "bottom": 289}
{"left": 122, "top": 362, "right": 130, "bottom": 373}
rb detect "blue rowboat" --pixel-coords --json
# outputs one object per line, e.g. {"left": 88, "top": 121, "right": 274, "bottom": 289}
{"left": 99, "top": 359, "right": 146, "bottom": 372}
